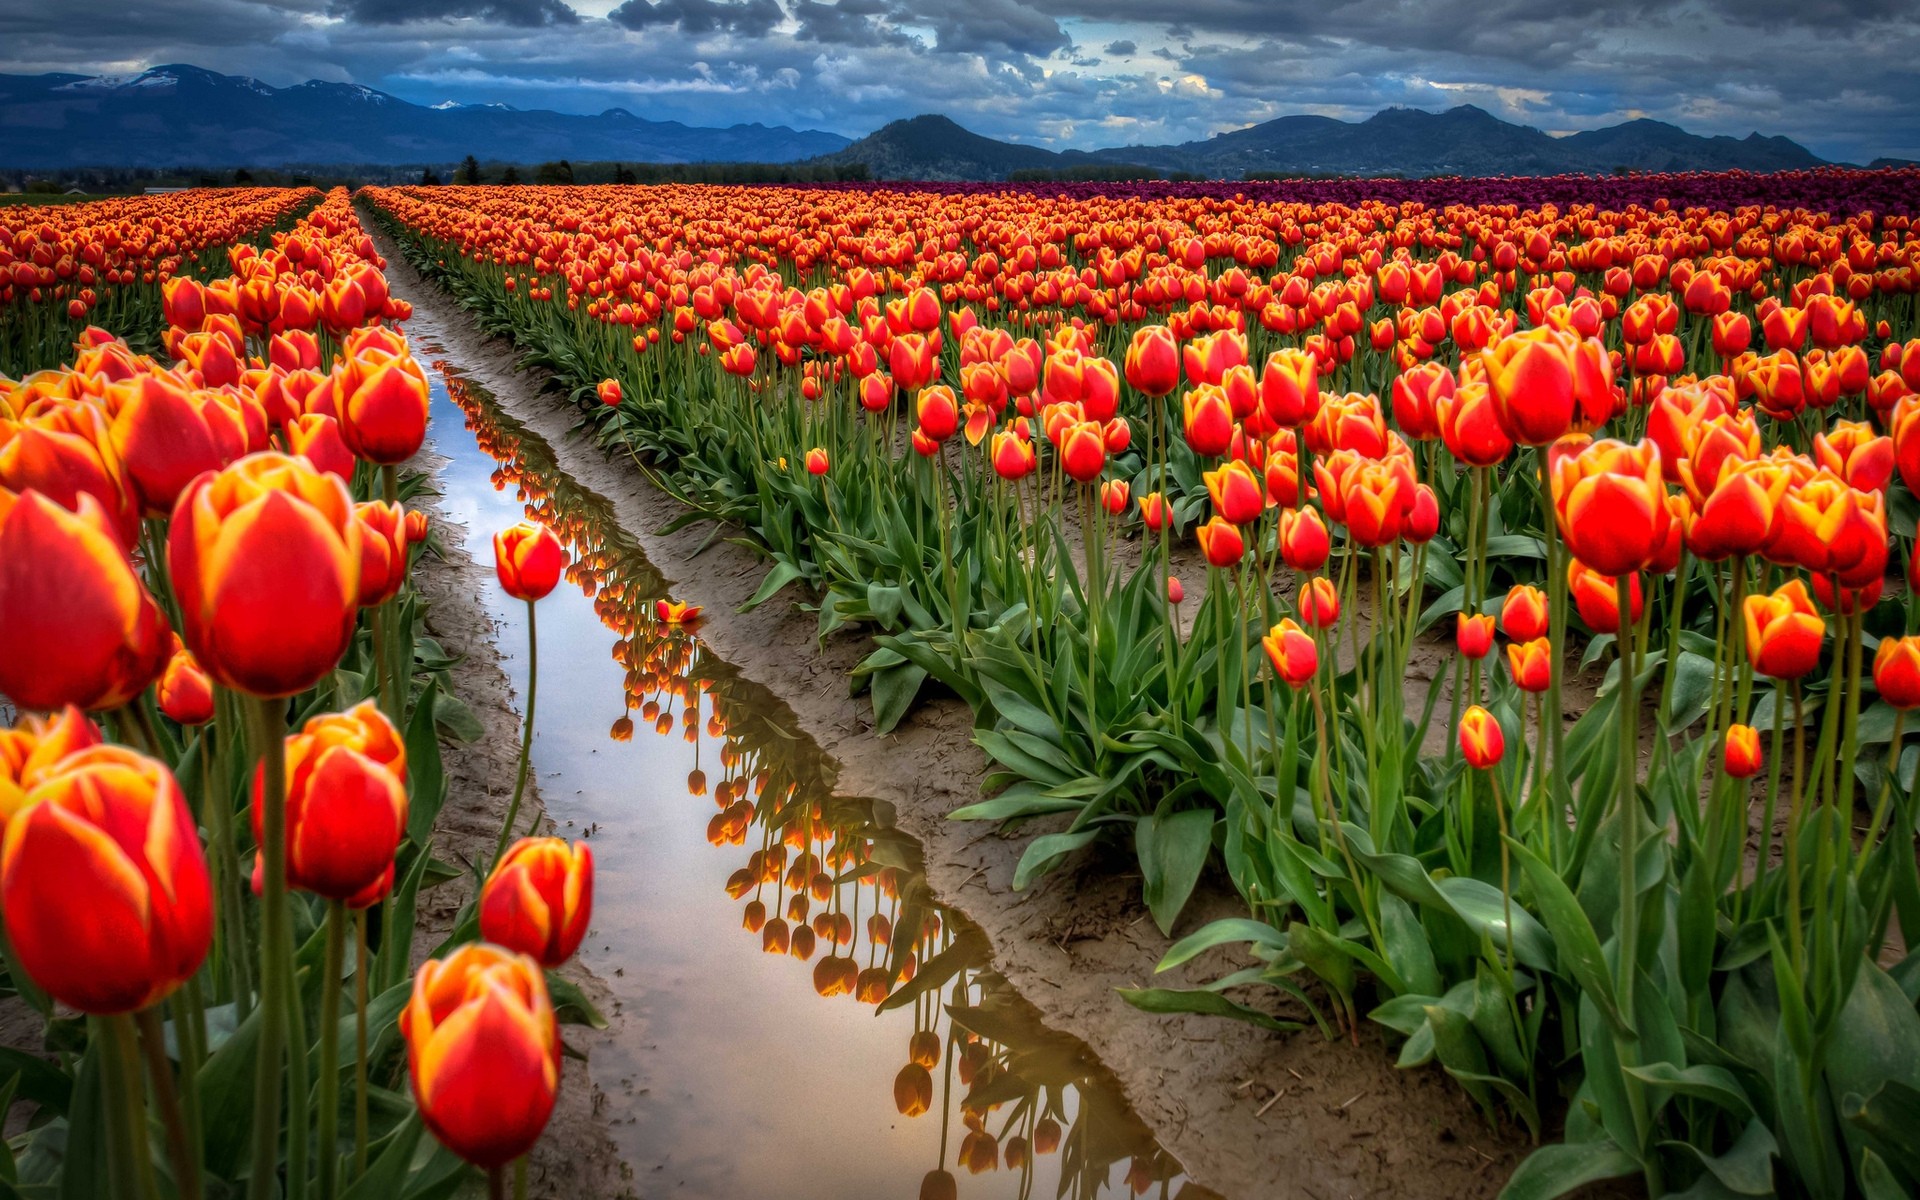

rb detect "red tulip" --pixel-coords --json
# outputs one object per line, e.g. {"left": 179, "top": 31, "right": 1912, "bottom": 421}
{"left": 480, "top": 838, "right": 594, "bottom": 968}
{"left": 253, "top": 701, "right": 408, "bottom": 902}
{"left": 493, "top": 521, "right": 567, "bottom": 602}
{"left": 1458, "top": 705, "right": 1504, "bottom": 769}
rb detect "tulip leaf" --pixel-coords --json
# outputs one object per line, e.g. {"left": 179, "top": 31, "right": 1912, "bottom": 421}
{"left": 1137, "top": 808, "right": 1214, "bottom": 936}
{"left": 1116, "top": 987, "right": 1302, "bottom": 1033}
{"left": 1658, "top": 1118, "right": 1778, "bottom": 1195}
{"left": 1011, "top": 829, "right": 1100, "bottom": 891}
{"left": 868, "top": 661, "right": 927, "bottom": 734}
{"left": 55, "top": 1033, "right": 106, "bottom": 1200}
{"left": 196, "top": 995, "right": 265, "bottom": 1180}
{"left": 875, "top": 927, "right": 989, "bottom": 1015}
{"left": 1664, "top": 651, "right": 1718, "bottom": 730}
{"left": 339, "top": 1114, "right": 424, "bottom": 1200}
{"left": 547, "top": 973, "right": 609, "bottom": 1030}
{"left": 0, "top": 1050, "right": 69, "bottom": 1117}
{"left": 740, "top": 560, "right": 804, "bottom": 611}
{"left": 1154, "top": 918, "right": 1289, "bottom": 973}
{"left": 1506, "top": 836, "right": 1630, "bottom": 1037}
{"left": 1499, "top": 1140, "right": 1640, "bottom": 1200}
{"left": 430, "top": 690, "right": 483, "bottom": 744}
{"left": 404, "top": 677, "right": 447, "bottom": 846}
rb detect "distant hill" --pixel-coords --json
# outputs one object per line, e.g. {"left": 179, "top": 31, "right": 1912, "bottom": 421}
{"left": 818, "top": 105, "right": 1829, "bottom": 182}
{"left": 0, "top": 65, "right": 851, "bottom": 169}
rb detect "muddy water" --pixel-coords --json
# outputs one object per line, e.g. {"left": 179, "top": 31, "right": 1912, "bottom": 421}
{"left": 418, "top": 351, "right": 1218, "bottom": 1200}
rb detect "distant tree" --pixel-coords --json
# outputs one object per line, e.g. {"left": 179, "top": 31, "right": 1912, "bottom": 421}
{"left": 535, "top": 159, "right": 574, "bottom": 185}
{"left": 502, "top": 165, "right": 522, "bottom": 185}
{"left": 233, "top": 168, "right": 253, "bottom": 184}
{"left": 458, "top": 155, "right": 482, "bottom": 185}
{"left": 613, "top": 163, "right": 636, "bottom": 185}
{"left": 419, "top": 166, "right": 441, "bottom": 185}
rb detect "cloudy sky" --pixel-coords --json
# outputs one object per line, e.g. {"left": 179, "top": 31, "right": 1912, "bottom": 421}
{"left": 1, "top": 0, "right": 1915, "bottom": 162}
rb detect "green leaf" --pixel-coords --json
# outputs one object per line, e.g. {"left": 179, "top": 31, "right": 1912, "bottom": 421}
{"left": 876, "top": 928, "right": 988, "bottom": 1014}
{"left": 340, "top": 1115, "right": 426, "bottom": 1200}
{"left": 1664, "top": 651, "right": 1718, "bottom": 729}
{"left": 1136, "top": 809, "right": 1214, "bottom": 936}
{"left": 1155, "top": 918, "right": 1289, "bottom": 973}
{"left": 196, "top": 994, "right": 265, "bottom": 1179}
{"left": 1659, "top": 1119, "right": 1778, "bottom": 1196}
{"left": 56, "top": 1033, "right": 107, "bottom": 1200}
{"left": 1499, "top": 1140, "right": 1640, "bottom": 1200}
{"left": 1624, "top": 1063, "right": 1753, "bottom": 1123}
{"left": 405, "top": 677, "right": 448, "bottom": 845}
{"left": 1116, "top": 987, "right": 1302, "bottom": 1033}
{"left": 1011, "top": 829, "right": 1100, "bottom": 890}
{"left": 0, "top": 1050, "right": 69, "bottom": 1117}
{"left": 431, "top": 689, "right": 484, "bottom": 743}
{"left": 1506, "top": 836, "right": 1630, "bottom": 1037}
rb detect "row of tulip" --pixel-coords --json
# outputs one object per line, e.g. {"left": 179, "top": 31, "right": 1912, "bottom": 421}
{"left": 0, "top": 188, "right": 321, "bottom": 379}
{"left": 0, "top": 189, "right": 598, "bottom": 1200}
{"left": 369, "top": 176, "right": 1920, "bottom": 1200}
{"left": 444, "top": 363, "right": 1188, "bottom": 1197}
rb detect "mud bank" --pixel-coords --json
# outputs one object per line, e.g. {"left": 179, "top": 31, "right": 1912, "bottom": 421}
{"left": 370, "top": 216, "right": 1539, "bottom": 1200}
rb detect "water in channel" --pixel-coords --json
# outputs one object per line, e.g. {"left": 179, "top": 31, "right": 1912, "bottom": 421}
{"left": 417, "top": 347, "right": 1219, "bottom": 1200}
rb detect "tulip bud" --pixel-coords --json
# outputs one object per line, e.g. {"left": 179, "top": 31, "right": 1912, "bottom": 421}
{"left": 1456, "top": 613, "right": 1495, "bottom": 660}
{"left": 481, "top": 838, "right": 594, "bottom": 968}
{"left": 1458, "top": 705, "right": 1504, "bottom": 769}
{"left": 1262, "top": 619, "right": 1318, "bottom": 688}
{"left": 1124, "top": 326, "right": 1180, "bottom": 398}
{"left": 494, "top": 521, "right": 567, "bottom": 602}
{"left": 1499, "top": 584, "right": 1548, "bottom": 642}
{"left": 1743, "top": 579, "right": 1824, "bottom": 680}
{"left": 1873, "top": 635, "right": 1920, "bottom": 709}
{"left": 1723, "top": 724, "right": 1763, "bottom": 779}
{"left": 1506, "top": 637, "right": 1552, "bottom": 693}
{"left": 1298, "top": 576, "right": 1340, "bottom": 629}
{"left": 596, "top": 379, "right": 622, "bottom": 408}
{"left": 254, "top": 701, "right": 408, "bottom": 903}
{"left": 158, "top": 646, "right": 215, "bottom": 726}
{"left": 402, "top": 944, "right": 560, "bottom": 1168}
{"left": 805, "top": 447, "right": 831, "bottom": 476}
{"left": 1194, "top": 516, "right": 1244, "bottom": 568}
{"left": 340, "top": 355, "right": 430, "bottom": 465}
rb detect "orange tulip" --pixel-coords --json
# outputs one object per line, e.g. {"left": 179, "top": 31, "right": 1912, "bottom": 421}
{"left": 1458, "top": 705, "right": 1504, "bottom": 769}
{"left": 654, "top": 599, "right": 702, "bottom": 624}
{"left": 1873, "top": 637, "right": 1920, "bottom": 709}
{"left": 596, "top": 379, "right": 622, "bottom": 408}
{"left": 1297, "top": 576, "right": 1340, "bottom": 629}
{"left": 1390, "top": 360, "right": 1452, "bottom": 442}
{"left": 0, "top": 407, "right": 137, "bottom": 546}
{"left": 1437, "top": 381, "right": 1512, "bottom": 468}
{"left": 1723, "top": 724, "right": 1763, "bottom": 779}
{"left": 1204, "top": 460, "right": 1264, "bottom": 525}
{"left": 1262, "top": 618, "right": 1318, "bottom": 688}
{"left": 1500, "top": 584, "right": 1548, "bottom": 642}
{"left": 1194, "top": 516, "right": 1244, "bottom": 567}
{"left": 354, "top": 500, "right": 410, "bottom": 608}
{"left": 157, "top": 645, "right": 215, "bottom": 726}
{"left": 1058, "top": 422, "right": 1106, "bottom": 483}
{"left": 1685, "top": 461, "right": 1788, "bottom": 562}
{"left": 253, "top": 701, "right": 408, "bottom": 903}
{"left": 340, "top": 355, "right": 430, "bottom": 465}
{"left": 1550, "top": 438, "right": 1670, "bottom": 576}
{"left": 169, "top": 452, "right": 360, "bottom": 697}
{"left": 1124, "top": 326, "right": 1180, "bottom": 397}
{"left": 1456, "top": 613, "right": 1495, "bottom": 660}
{"left": 1258, "top": 348, "right": 1319, "bottom": 427}
{"left": 805, "top": 447, "right": 831, "bottom": 476}
{"left": 1744, "top": 579, "right": 1824, "bottom": 679}
{"left": 1568, "top": 559, "right": 1641, "bottom": 635}
{"left": 107, "top": 376, "right": 225, "bottom": 513}
{"left": 1481, "top": 328, "right": 1615, "bottom": 445}
{"left": 480, "top": 837, "right": 594, "bottom": 968}
{"left": 1278, "top": 507, "right": 1329, "bottom": 570}
{"left": 1506, "top": 637, "right": 1552, "bottom": 693}
{"left": 1182, "top": 386, "right": 1235, "bottom": 457}
{"left": 1814, "top": 420, "right": 1893, "bottom": 493}
{"left": 894, "top": 1063, "right": 933, "bottom": 1117}
{"left": 2, "top": 745, "right": 212, "bottom": 1013}
{"left": 285, "top": 413, "right": 356, "bottom": 481}
{"left": 1769, "top": 472, "right": 1886, "bottom": 587}
{"left": 916, "top": 386, "right": 959, "bottom": 443}
{"left": 402, "top": 943, "right": 560, "bottom": 1168}
{"left": 494, "top": 521, "right": 567, "bottom": 602}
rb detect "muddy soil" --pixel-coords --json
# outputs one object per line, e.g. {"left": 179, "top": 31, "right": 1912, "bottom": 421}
{"left": 367, "top": 220, "right": 1560, "bottom": 1200}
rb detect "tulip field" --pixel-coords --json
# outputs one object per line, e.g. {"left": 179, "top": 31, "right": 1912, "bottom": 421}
{"left": 1, "top": 167, "right": 1919, "bottom": 1200}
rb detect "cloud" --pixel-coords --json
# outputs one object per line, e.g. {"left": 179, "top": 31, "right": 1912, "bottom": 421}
{"left": 607, "top": 0, "right": 781, "bottom": 36}
{"left": 331, "top": 0, "right": 580, "bottom": 25}
{"left": 1103, "top": 39, "right": 1136, "bottom": 55}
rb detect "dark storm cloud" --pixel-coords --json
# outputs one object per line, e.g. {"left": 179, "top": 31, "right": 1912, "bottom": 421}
{"left": 608, "top": 0, "right": 782, "bottom": 36}
{"left": 1104, "top": 39, "right": 1135, "bottom": 55}
{"left": 789, "top": 0, "right": 916, "bottom": 47}
{"left": 330, "top": 0, "right": 578, "bottom": 25}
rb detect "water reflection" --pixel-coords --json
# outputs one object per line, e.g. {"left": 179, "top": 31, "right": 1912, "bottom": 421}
{"left": 433, "top": 358, "right": 1215, "bottom": 1200}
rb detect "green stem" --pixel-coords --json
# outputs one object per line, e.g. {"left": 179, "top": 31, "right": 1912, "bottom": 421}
{"left": 135, "top": 1006, "right": 203, "bottom": 1200}
{"left": 353, "top": 909, "right": 370, "bottom": 1179}
{"left": 495, "top": 598, "right": 540, "bottom": 868}
{"left": 318, "top": 903, "right": 346, "bottom": 1200}
{"left": 248, "top": 697, "right": 291, "bottom": 1200}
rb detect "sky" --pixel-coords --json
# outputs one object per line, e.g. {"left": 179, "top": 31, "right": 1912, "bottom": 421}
{"left": 1, "top": 0, "right": 1916, "bottom": 163}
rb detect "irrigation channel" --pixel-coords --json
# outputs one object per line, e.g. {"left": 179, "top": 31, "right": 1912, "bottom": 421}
{"left": 418, "top": 344, "right": 1217, "bottom": 1200}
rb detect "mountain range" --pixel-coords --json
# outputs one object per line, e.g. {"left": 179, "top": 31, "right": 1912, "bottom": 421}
{"left": 0, "top": 63, "right": 1831, "bottom": 179}
{"left": 0, "top": 65, "right": 850, "bottom": 169}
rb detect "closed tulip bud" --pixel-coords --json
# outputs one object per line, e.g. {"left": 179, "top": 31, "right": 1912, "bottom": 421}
{"left": 991, "top": 430, "right": 1036, "bottom": 481}
{"left": 494, "top": 521, "right": 567, "bottom": 602}
{"left": 1458, "top": 705, "right": 1504, "bottom": 769}
{"left": 1033, "top": 1117, "right": 1062, "bottom": 1155}
{"left": 920, "top": 1170, "right": 958, "bottom": 1200}
{"left": 1723, "top": 724, "right": 1763, "bottom": 779}
{"left": 1456, "top": 613, "right": 1495, "bottom": 660}
{"left": 1195, "top": 516, "right": 1245, "bottom": 567}
{"left": 1744, "top": 579, "right": 1824, "bottom": 679}
{"left": 1278, "top": 506, "right": 1330, "bottom": 570}
{"left": 402, "top": 944, "right": 560, "bottom": 1169}
{"left": 1500, "top": 584, "right": 1549, "bottom": 642}
{"left": 893, "top": 1062, "right": 933, "bottom": 1116}
{"left": 1259, "top": 348, "right": 1319, "bottom": 426}
{"left": 2, "top": 745, "right": 212, "bottom": 1013}
{"left": 1550, "top": 438, "right": 1671, "bottom": 576}
{"left": 805, "top": 447, "right": 831, "bottom": 476}
{"left": 157, "top": 646, "right": 215, "bottom": 726}
{"left": 340, "top": 356, "right": 429, "bottom": 465}
{"left": 1711, "top": 312, "right": 1751, "bottom": 358}
{"left": 1506, "top": 637, "right": 1552, "bottom": 693}
{"left": 1437, "top": 381, "right": 1513, "bottom": 468}
{"left": 353, "top": 500, "right": 410, "bottom": 608}
{"left": 1262, "top": 618, "right": 1318, "bottom": 688}
{"left": 1298, "top": 575, "right": 1340, "bottom": 629}
{"left": 482, "top": 838, "right": 594, "bottom": 968}
{"left": 1204, "top": 460, "right": 1264, "bottom": 524}
{"left": 1481, "top": 327, "right": 1615, "bottom": 445}
{"left": 1124, "top": 326, "right": 1180, "bottom": 397}
{"left": 1568, "top": 559, "right": 1641, "bottom": 635}
{"left": 1059, "top": 422, "right": 1107, "bottom": 483}
{"left": 1873, "top": 636, "right": 1920, "bottom": 709}
{"left": 1166, "top": 575, "right": 1184, "bottom": 604}
{"left": 1100, "top": 479, "right": 1130, "bottom": 515}
{"left": 285, "top": 413, "right": 355, "bottom": 481}
{"left": 108, "top": 376, "right": 225, "bottom": 513}
{"left": 1390, "top": 361, "right": 1452, "bottom": 441}
{"left": 1137, "top": 490, "right": 1169, "bottom": 532}
{"left": 254, "top": 701, "right": 407, "bottom": 902}
{"left": 0, "top": 490, "right": 169, "bottom": 713}
{"left": 916, "top": 385, "right": 959, "bottom": 443}
{"left": 1182, "top": 386, "right": 1235, "bottom": 457}
{"left": 169, "top": 452, "right": 360, "bottom": 698}
{"left": 596, "top": 378, "right": 622, "bottom": 408}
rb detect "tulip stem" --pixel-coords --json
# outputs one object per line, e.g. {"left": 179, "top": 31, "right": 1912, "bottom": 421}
{"left": 514, "top": 1157, "right": 528, "bottom": 1200}
{"left": 353, "top": 909, "right": 371, "bottom": 1178}
{"left": 318, "top": 902, "right": 346, "bottom": 1200}
{"left": 135, "top": 1006, "right": 203, "bottom": 1200}
{"left": 487, "top": 1166, "right": 507, "bottom": 1200}
{"left": 247, "top": 696, "right": 291, "bottom": 1200}
{"left": 101, "top": 1014, "right": 163, "bottom": 1200}
{"left": 495, "top": 598, "right": 540, "bottom": 868}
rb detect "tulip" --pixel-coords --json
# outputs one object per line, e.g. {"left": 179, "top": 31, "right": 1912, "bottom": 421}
{"left": 1182, "top": 386, "right": 1235, "bottom": 457}
{"left": 480, "top": 837, "right": 594, "bottom": 968}
{"left": 285, "top": 413, "right": 356, "bottom": 481}
{"left": 1262, "top": 619, "right": 1318, "bottom": 688}
{"left": 0, "top": 410, "right": 138, "bottom": 546}
{"left": 916, "top": 386, "right": 959, "bottom": 443}
{"left": 1390, "top": 361, "right": 1452, "bottom": 441}
{"left": 169, "top": 452, "right": 361, "bottom": 698}
{"left": 1278, "top": 507, "right": 1329, "bottom": 571}
{"left": 1456, "top": 613, "right": 1495, "bottom": 660}
{"left": 1298, "top": 576, "right": 1340, "bottom": 629}
{"left": 107, "top": 376, "right": 225, "bottom": 513}
{"left": 1458, "top": 705, "right": 1504, "bottom": 769}
{"left": 1550, "top": 438, "right": 1671, "bottom": 576}
{"left": 1770, "top": 472, "right": 1886, "bottom": 587}
{"left": 1099, "top": 479, "right": 1130, "bottom": 515}
{"left": 1195, "top": 517, "right": 1245, "bottom": 567}
{"left": 1686, "top": 462, "right": 1788, "bottom": 562}
{"left": 1124, "top": 326, "right": 1180, "bottom": 397}
{"left": 596, "top": 378, "right": 622, "bottom": 408}
{"left": 1204, "top": 460, "right": 1265, "bottom": 524}
{"left": 991, "top": 430, "right": 1036, "bottom": 481}
{"left": 252, "top": 701, "right": 406, "bottom": 902}
{"left": 1500, "top": 585, "right": 1549, "bottom": 642}
{"left": 1506, "top": 637, "right": 1552, "bottom": 693}
{"left": 1743, "top": 579, "right": 1824, "bottom": 679}
{"left": 805, "top": 447, "right": 831, "bottom": 476}
{"left": 157, "top": 645, "right": 215, "bottom": 726}
{"left": 655, "top": 599, "right": 703, "bottom": 624}
{"left": 493, "top": 521, "right": 567, "bottom": 602}
{"left": 1259, "top": 348, "right": 1319, "bottom": 426}
{"left": 1, "top": 745, "right": 212, "bottom": 1013}
{"left": 0, "top": 490, "right": 170, "bottom": 713}
{"left": 402, "top": 944, "right": 560, "bottom": 1169}
{"left": 1873, "top": 636, "right": 1920, "bottom": 709}
{"left": 1438, "top": 382, "right": 1513, "bottom": 468}
{"left": 1166, "top": 576, "right": 1184, "bottom": 604}
{"left": 1481, "top": 328, "right": 1615, "bottom": 445}
{"left": 1568, "top": 559, "right": 1642, "bottom": 635}
{"left": 1137, "top": 490, "right": 1169, "bottom": 532}
{"left": 1723, "top": 724, "right": 1763, "bottom": 779}
{"left": 1058, "top": 422, "right": 1106, "bottom": 483}
{"left": 340, "top": 355, "right": 430, "bottom": 466}
{"left": 354, "top": 500, "right": 410, "bottom": 608}
{"left": 893, "top": 1063, "right": 933, "bottom": 1116}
